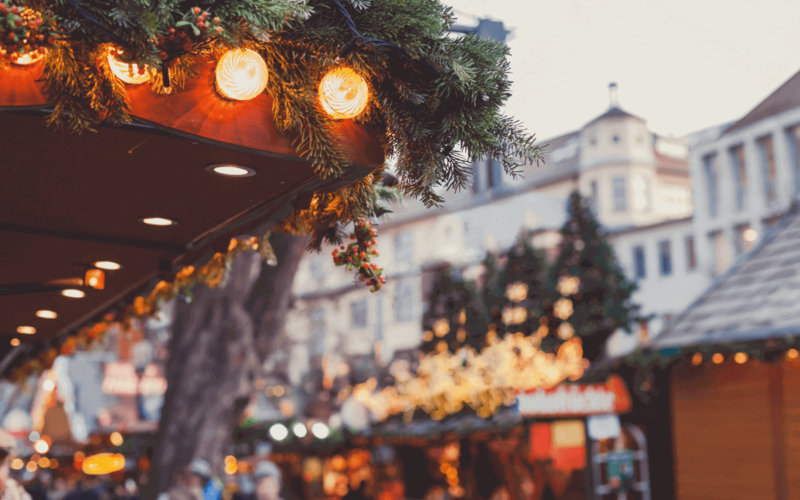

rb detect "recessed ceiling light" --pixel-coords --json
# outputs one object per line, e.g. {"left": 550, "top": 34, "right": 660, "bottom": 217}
{"left": 17, "top": 326, "right": 36, "bottom": 335}
{"left": 10, "top": 338, "right": 20, "bottom": 347}
{"left": 62, "top": 289, "right": 85, "bottom": 298}
{"left": 207, "top": 164, "right": 256, "bottom": 177}
{"left": 94, "top": 261, "right": 121, "bottom": 271}
{"left": 140, "top": 217, "right": 177, "bottom": 226}
{"left": 36, "top": 310, "right": 57, "bottom": 319}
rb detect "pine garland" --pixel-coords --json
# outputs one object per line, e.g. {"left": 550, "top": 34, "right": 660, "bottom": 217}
{"left": 2, "top": 0, "right": 543, "bottom": 248}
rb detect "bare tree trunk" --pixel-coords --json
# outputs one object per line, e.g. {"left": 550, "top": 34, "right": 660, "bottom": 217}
{"left": 148, "top": 234, "right": 308, "bottom": 497}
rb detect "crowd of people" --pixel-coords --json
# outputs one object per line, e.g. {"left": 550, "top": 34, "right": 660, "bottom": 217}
{"left": 0, "top": 429, "right": 285, "bottom": 500}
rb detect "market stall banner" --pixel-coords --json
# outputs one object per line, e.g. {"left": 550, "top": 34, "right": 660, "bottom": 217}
{"left": 515, "top": 375, "right": 632, "bottom": 417}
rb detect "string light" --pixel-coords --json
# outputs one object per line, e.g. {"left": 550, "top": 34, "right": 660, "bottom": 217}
{"left": 691, "top": 353, "right": 703, "bottom": 365}
{"left": 319, "top": 68, "right": 369, "bottom": 119}
{"left": 107, "top": 49, "right": 151, "bottom": 84}
{"left": 734, "top": 352, "right": 748, "bottom": 364}
{"left": 788, "top": 349, "right": 799, "bottom": 360}
{"left": 12, "top": 51, "right": 44, "bottom": 66}
{"left": 269, "top": 423, "right": 288, "bottom": 441}
{"left": 110, "top": 432, "right": 124, "bottom": 446}
{"left": 34, "top": 439, "right": 49, "bottom": 454}
{"left": 215, "top": 49, "right": 269, "bottom": 101}
{"left": 712, "top": 353, "right": 724, "bottom": 364}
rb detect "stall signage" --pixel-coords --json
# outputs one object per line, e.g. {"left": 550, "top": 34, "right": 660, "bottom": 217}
{"left": 102, "top": 362, "right": 167, "bottom": 396}
{"left": 516, "top": 375, "right": 632, "bottom": 417}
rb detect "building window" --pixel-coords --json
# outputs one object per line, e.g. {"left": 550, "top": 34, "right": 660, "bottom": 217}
{"left": 633, "top": 246, "right": 646, "bottom": 279}
{"left": 309, "top": 256, "right": 325, "bottom": 282}
{"left": 729, "top": 145, "right": 747, "bottom": 211}
{"left": 486, "top": 158, "right": 503, "bottom": 189}
{"left": 589, "top": 180, "right": 599, "bottom": 214}
{"left": 612, "top": 135, "right": 620, "bottom": 144}
{"left": 394, "top": 280, "right": 415, "bottom": 322}
{"left": 787, "top": 125, "right": 800, "bottom": 194}
{"left": 685, "top": 235, "right": 697, "bottom": 271}
{"left": 702, "top": 154, "right": 718, "bottom": 217}
{"left": 351, "top": 300, "right": 368, "bottom": 329}
{"left": 757, "top": 135, "right": 778, "bottom": 203}
{"left": 659, "top": 240, "right": 672, "bottom": 276}
{"left": 612, "top": 177, "right": 627, "bottom": 212}
{"left": 309, "top": 307, "right": 326, "bottom": 355}
{"left": 394, "top": 231, "right": 414, "bottom": 265}
{"left": 708, "top": 231, "right": 731, "bottom": 276}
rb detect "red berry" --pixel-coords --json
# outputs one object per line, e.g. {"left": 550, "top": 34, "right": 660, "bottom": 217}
{"left": 138, "top": 66, "right": 146, "bottom": 75}
{"left": 13, "top": 19, "right": 22, "bottom": 27}
{"left": 196, "top": 20, "right": 204, "bottom": 28}
{"left": 183, "top": 42, "right": 192, "bottom": 51}
{"left": 193, "top": 6, "right": 201, "bottom": 13}
{"left": 47, "top": 36, "right": 55, "bottom": 45}
{"left": 340, "top": 246, "right": 345, "bottom": 250}
{"left": 169, "top": 27, "right": 176, "bottom": 34}
{"left": 0, "top": 4, "right": 6, "bottom": 11}
{"left": 215, "top": 25, "right": 222, "bottom": 33}
{"left": 37, "top": 46, "right": 45, "bottom": 54}
{"left": 359, "top": 252, "right": 366, "bottom": 259}
{"left": 371, "top": 264, "right": 378, "bottom": 270}
{"left": 202, "top": 11, "right": 209, "bottom": 18}
{"left": 347, "top": 257, "right": 353, "bottom": 262}
{"left": 204, "top": 21, "right": 210, "bottom": 28}
{"left": 158, "top": 51, "right": 168, "bottom": 60}
{"left": 214, "top": 17, "right": 221, "bottom": 23}
{"left": 372, "top": 251, "right": 379, "bottom": 256}
{"left": 36, "top": 34, "right": 43, "bottom": 41}
{"left": 35, "top": 18, "right": 42, "bottom": 26}
{"left": 379, "top": 277, "right": 386, "bottom": 284}
{"left": 349, "top": 234, "right": 356, "bottom": 240}
{"left": 10, "top": 5, "right": 18, "bottom": 13}
{"left": 360, "top": 276, "right": 366, "bottom": 282}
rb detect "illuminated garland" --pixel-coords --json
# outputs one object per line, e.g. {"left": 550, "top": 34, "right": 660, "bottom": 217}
{"left": 352, "top": 335, "right": 587, "bottom": 422}
{"left": 8, "top": 233, "right": 277, "bottom": 382}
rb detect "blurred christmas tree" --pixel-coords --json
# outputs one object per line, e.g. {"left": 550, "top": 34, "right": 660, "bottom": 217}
{"left": 421, "top": 265, "right": 487, "bottom": 353}
{"left": 545, "top": 191, "right": 642, "bottom": 361}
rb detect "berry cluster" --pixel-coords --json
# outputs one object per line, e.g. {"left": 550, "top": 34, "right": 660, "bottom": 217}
{"left": 156, "top": 7, "right": 222, "bottom": 62}
{"left": 332, "top": 220, "right": 385, "bottom": 292}
{"left": 0, "top": 5, "right": 55, "bottom": 63}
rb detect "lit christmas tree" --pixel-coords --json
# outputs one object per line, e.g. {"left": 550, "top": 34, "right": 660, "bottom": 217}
{"left": 420, "top": 265, "right": 487, "bottom": 353}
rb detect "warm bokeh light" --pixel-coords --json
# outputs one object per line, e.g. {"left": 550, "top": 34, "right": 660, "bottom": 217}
{"left": 62, "top": 289, "right": 85, "bottom": 298}
{"left": 107, "top": 50, "right": 151, "bottom": 84}
{"left": 272, "top": 385, "right": 285, "bottom": 397}
{"left": 10, "top": 338, "right": 20, "bottom": 347}
{"left": 712, "top": 353, "right": 724, "bottom": 364}
{"left": 16, "top": 326, "right": 36, "bottom": 335}
{"left": 10, "top": 459, "right": 23, "bottom": 470}
{"left": 94, "top": 261, "right": 121, "bottom": 270}
{"left": 734, "top": 352, "right": 748, "bottom": 364}
{"left": 74, "top": 451, "right": 85, "bottom": 461}
{"left": 319, "top": 68, "right": 369, "bottom": 119}
{"left": 110, "top": 432, "right": 124, "bottom": 446}
{"left": 293, "top": 422, "right": 308, "bottom": 438}
{"left": 215, "top": 49, "right": 269, "bottom": 101}
{"left": 141, "top": 217, "right": 176, "bottom": 226}
{"left": 13, "top": 51, "right": 44, "bottom": 66}
{"left": 557, "top": 276, "right": 581, "bottom": 296}
{"left": 311, "top": 422, "right": 330, "bottom": 439}
{"left": 34, "top": 439, "right": 49, "bottom": 454}
{"left": 43, "top": 380, "right": 55, "bottom": 392}
{"left": 85, "top": 269, "right": 105, "bottom": 290}
{"left": 26, "top": 461, "right": 37, "bottom": 472}
{"left": 788, "top": 349, "right": 799, "bottom": 360}
{"left": 38, "top": 457, "right": 51, "bottom": 468}
{"left": 209, "top": 164, "right": 254, "bottom": 177}
{"left": 691, "top": 353, "right": 702, "bottom": 365}
{"left": 224, "top": 455, "right": 236, "bottom": 465}
{"left": 50, "top": 458, "right": 59, "bottom": 469}
{"left": 224, "top": 461, "right": 237, "bottom": 475}
{"left": 269, "top": 423, "right": 289, "bottom": 441}
{"left": 82, "top": 453, "right": 126, "bottom": 475}
{"left": 36, "top": 310, "right": 57, "bottom": 319}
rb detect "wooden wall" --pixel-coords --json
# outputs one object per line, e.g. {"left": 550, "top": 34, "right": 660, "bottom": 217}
{"left": 671, "top": 361, "right": 779, "bottom": 499}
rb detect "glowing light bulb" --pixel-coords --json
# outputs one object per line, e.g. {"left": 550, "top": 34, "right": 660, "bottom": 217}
{"left": 110, "top": 432, "right": 123, "bottom": 446}
{"left": 62, "top": 289, "right": 85, "bottom": 298}
{"left": 319, "top": 68, "right": 369, "bottom": 119}
{"left": 36, "top": 310, "right": 57, "bottom": 319}
{"left": 43, "top": 380, "right": 55, "bottom": 392}
{"left": 13, "top": 51, "right": 44, "bottom": 66}
{"left": 10, "top": 338, "right": 20, "bottom": 347}
{"left": 94, "top": 261, "right": 121, "bottom": 270}
{"left": 107, "top": 49, "right": 151, "bottom": 84}
{"left": 215, "top": 49, "right": 269, "bottom": 101}
{"left": 82, "top": 453, "right": 126, "bottom": 475}
{"left": 269, "top": 423, "right": 288, "bottom": 441}
{"left": 85, "top": 269, "right": 105, "bottom": 290}
{"left": 712, "top": 353, "right": 724, "bottom": 364}
{"left": 34, "top": 439, "right": 49, "bottom": 454}
{"left": 293, "top": 422, "right": 308, "bottom": 438}
{"left": 311, "top": 422, "right": 329, "bottom": 439}
{"left": 17, "top": 326, "right": 36, "bottom": 335}
{"left": 140, "top": 217, "right": 176, "bottom": 226}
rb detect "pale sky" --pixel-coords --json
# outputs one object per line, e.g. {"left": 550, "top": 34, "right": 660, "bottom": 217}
{"left": 446, "top": 0, "right": 800, "bottom": 141}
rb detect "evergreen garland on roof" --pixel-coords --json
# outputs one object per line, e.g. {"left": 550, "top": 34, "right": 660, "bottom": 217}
{"left": 2, "top": 0, "right": 543, "bottom": 248}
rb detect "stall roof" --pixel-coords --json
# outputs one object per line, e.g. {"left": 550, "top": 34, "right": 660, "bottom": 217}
{"left": 0, "top": 58, "right": 384, "bottom": 360}
{"left": 652, "top": 204, "right": 800, "bottom": 348}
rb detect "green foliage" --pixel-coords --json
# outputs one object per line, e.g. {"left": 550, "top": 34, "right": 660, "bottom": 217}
{"left": 419, "top": 192, "right": 642, "bottom": 360}
{"left": 546, "top": 191, "right": 642, "bottom": 361}
{"left": 420, "top": 265, "right": 487, "bottom": 353}
{"left": 9, "top": 0, "right": 543, "bottom": 248}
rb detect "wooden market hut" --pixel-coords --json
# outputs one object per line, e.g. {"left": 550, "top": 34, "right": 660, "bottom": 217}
{"left": 649, "top": 204, "right": 800, "bottom": 500}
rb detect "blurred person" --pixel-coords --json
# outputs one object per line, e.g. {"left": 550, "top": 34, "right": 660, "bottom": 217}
{"left": 25, "top": 469, "right": 52, "bottom": 500}
{"left": 0, "top": 428, "right": 32, "bottom": 500}
{"left": 63, "top": 477, "right": 102, "bottom": 500}
{"left": 161, "top": 458, "right": 215, "bottom": 500}
{"left": 251, "top": 462, "right": 282, "bottom": 500}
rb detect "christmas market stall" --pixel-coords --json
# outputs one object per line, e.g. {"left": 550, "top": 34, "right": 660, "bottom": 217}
{"left": 625, "top": 204, "right": 800, "bottom": 500}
